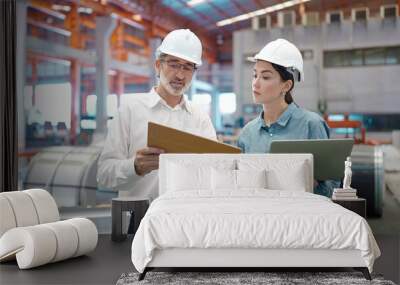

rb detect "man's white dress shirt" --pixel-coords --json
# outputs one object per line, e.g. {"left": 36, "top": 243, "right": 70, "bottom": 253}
{"left": 97, "top": 88, "right": 217, "bottom": 199}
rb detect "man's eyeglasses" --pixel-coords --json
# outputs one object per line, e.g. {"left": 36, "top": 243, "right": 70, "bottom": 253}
{"left": 161, "top": 60, "right": 197, "bottom": 73}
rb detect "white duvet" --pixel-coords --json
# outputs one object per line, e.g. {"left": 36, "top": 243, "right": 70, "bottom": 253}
{"left": 131, "top": 190, "right": 380, "bottom": 273}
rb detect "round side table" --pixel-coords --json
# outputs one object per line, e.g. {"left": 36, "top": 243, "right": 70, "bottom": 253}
{"left": 111, "top": 197, "right": 149, "bottom": 242}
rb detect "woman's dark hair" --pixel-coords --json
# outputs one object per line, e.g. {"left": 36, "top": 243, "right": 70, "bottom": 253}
{"left": 271, "top": 63, "right": 295, "bottom": 104}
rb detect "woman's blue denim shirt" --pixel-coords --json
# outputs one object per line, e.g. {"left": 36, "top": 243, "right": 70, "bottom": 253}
{"left": 237, "top": 103, "right": 340, "bottom": 197}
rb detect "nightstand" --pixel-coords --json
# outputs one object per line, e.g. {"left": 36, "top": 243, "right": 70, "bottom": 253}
{"left": 111, "top": 197, "right": 149, "bottom": 242}
{"left": 332, "top": 198, "right": 366, "bottom": 218}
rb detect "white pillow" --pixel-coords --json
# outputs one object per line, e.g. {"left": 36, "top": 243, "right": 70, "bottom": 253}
{"left": 211, "top": 168, "right": 267, "bottom": 190}
{"left": 237, "top": 169, "right": 267, "bottom": 189}
{"left": 167, "top": 162, "right": 211, "bottom": 191}
{"left": 212, "top": 168, "right": 236, "bottom": 190}
{"left": 266, "top": 162, "right": 308, "bottom": 191}
{"left": 238, "top": 159, "right": 308, "bottom": 191}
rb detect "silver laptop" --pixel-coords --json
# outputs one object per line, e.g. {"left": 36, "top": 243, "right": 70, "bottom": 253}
{"left": 270, "top": 139, "right": 354, "bottom": 181}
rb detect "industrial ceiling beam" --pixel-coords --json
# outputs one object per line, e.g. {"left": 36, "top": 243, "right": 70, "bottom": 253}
{"left": 60, "top": 0, "right": 175, "bottom": 52}
{"left": 176, "top": 0, "right": 215, "bottom": 25}
{"left": 207, "top": 1, "right": 232, "bottom": 20}
{"left": 27, "top": 36, "right": 96, "bottom": 64}
{"left": 28, "top": 12, "right": 99, "bottom": 49}
{"left": 251, "top": 0, "right": 265, "bottom": 10}
{"left": 28, "top": 0, "right": 218, "bottom": 63}
{"left": 206, "top": 1, "right": 245, "bottom": 35}
{"left": 64, "top": 0, "right": 148, "bottom": 30}
{"left": 28, "top": 5, "right": 148, "bottom": 59}
{"left": 231, "top": 0, "right": 248, "bottom": 14}
{"left": 27, "top": 18, "right": 71, "bottom": 37}
{"left": 28, "top": 0, "right": 66, "bottom": 19}
{"left": 27, "top": 52, "right": 71, "bottom": 66}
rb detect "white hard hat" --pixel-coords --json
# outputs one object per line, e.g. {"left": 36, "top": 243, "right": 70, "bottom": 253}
{"left": 253, "top": 38, "right": 304, "bottom": 81}
{"left": 156, "top": 29, "right": 202, "bottom": 66}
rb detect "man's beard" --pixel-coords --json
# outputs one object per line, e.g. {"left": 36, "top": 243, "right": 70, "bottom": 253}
{"left": 159, "top": 72, "right": 190, "bottom": 97}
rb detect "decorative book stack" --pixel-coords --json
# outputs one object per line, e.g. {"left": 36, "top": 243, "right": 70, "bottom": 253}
{"left": 332, "top": 188, "right": 358, "bottom": 200}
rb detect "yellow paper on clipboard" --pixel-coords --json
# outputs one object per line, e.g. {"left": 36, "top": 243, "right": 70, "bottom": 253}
{"left": 147, "top": 122, "right": 241, "bottom": 154}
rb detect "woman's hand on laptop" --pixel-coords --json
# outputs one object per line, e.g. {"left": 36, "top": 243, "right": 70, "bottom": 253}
{"left": 134, "top": 147, "right": 165, "bottom": 176}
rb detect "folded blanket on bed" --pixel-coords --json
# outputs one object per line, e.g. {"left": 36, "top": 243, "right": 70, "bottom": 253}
{"left": 131, "top": 190, "right": 380, "bottom": 273}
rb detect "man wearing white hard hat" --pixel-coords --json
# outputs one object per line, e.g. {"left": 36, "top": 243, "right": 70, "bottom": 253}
{"left": 237, "top": 38, "right": 339, "bottom": 197}
{"left": 97, "top": 29, "right": 216, "bottom": 200}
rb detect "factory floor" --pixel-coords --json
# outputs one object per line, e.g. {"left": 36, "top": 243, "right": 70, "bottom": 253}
{"left": 366, "top": 188, "right": 400, "bottom": 283}
{"left": 368, "top": 188, "right": 400, "bottom": 235}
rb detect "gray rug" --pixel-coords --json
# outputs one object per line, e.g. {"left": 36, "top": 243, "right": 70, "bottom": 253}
{"left": 116, "top": 271, "right": 396, "bottom": 285}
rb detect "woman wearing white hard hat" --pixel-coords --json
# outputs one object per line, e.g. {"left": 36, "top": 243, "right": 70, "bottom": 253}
{"left": 237, "top": 38, "right": 338, "bottom": 197}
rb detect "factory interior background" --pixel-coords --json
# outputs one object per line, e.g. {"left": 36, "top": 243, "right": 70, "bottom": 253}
{"left": 1, "top": 0, "right": 400, "bottom": 284}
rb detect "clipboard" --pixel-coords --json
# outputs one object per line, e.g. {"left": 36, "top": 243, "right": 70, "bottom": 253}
{"left": 147, "top": 122, "right": 241, "bottom": 154}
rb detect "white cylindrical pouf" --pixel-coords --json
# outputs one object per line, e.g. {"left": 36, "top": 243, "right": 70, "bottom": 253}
{"left": 1, "top": 192, "right": 39, "bottom": 227}
{"left": 0, "top": 196, "right": 17, "bottom": 237}
{"left": 24, "top": 189, "right": 59, "bottom": 223}
{"left": 42, "top": 221, "right": 79, "bottom": 262}
{"left": 66, "top": 218, "right": 98, "bottom": 257}
{"left": 0, "top": 226, "right": 58, "bottom": 269}
{"left": 17, "top": 226, "right": 57, "bottom": 269}
{"left": 393, "top": 130, "right": 400, "bottom": 149}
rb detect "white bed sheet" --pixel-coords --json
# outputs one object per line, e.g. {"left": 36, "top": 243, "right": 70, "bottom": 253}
{"left": 131, "top": 190, "right": 380, "bottom": 273}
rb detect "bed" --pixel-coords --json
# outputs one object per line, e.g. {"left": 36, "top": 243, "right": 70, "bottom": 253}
{"left": 131, "top": 154, "right": 381, "bottom": 280}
